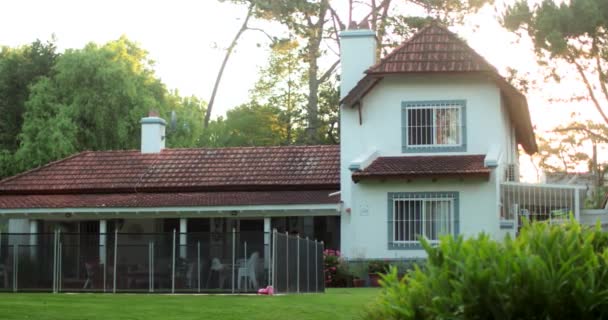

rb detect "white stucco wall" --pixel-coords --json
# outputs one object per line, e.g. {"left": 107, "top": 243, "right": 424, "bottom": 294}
{"left": 340, "top": 73, "right": 518, "bottom": 259}
{"left": 342, "top": 176, "right": 501, "bottom": 259}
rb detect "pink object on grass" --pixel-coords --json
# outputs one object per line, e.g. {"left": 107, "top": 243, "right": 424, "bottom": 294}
{"left": 257, "top": 285, "right": 274, "bottom": 295}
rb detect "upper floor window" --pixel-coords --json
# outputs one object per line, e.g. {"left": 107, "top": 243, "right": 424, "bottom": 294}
{"left": 402, "top": 100, "right": 466, "bottom": 153}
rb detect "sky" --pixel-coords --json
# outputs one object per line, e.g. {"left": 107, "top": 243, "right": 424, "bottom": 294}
{"left": 0, "top": 0, "right": 605, "bottom": 180}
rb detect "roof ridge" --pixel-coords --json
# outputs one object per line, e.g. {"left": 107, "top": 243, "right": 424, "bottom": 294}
{"left": 366, "top": 23, "right": 436, "bottom": 73}
{"left": 0, "top": 151, "right": 90, "bottom": 186}
{"left": 367, "top": 22, "right": 499, "bottom": 75}
{"left": 162, "top": 144, "right": 339, "bottom": 152}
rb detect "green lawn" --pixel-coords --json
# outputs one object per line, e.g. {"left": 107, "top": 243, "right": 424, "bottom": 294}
{"left": 0, "top": 288, "right": 379, "bottom": 320}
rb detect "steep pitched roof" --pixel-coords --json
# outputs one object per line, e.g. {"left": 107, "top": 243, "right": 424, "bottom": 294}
{"left": 352, "top": 155, "right": 490, "bottom": 182}
{"left": 367, "top": 23, "right": 497, "bottom": 74}
{"left": 0, "top": 145, "right": 340, "bottom": 195}
{"left": 341, "top": 23, "right": 538, "bottom": 155}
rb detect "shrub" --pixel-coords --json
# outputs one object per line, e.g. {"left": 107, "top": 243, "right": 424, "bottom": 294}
{"left": 365, "top": 219, "right": 608, "bottom": 319}
{"left": 324, "top": 249, "right": 351, "bottom": 287}
{"left": 367, "top": 260, "right": 390, "bottom": 274}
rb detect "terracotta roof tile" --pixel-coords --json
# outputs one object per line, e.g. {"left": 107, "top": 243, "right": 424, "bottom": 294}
{"left": 0, "top": 190, "right": 339, "bottom": 209}
{"left": 367, "top": 24, "right": 497, "bottom": 75}
{"left": 352, "top": 155, "right": 490, "bottom": 182}
{"left": 0, "top": 145, "right": 340, "bottom": 195}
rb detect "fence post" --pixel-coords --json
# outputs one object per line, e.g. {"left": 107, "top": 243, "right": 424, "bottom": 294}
{"left": 320, "top": 241, "right": 324, "bottom": 292}
{"left": 151, "top": 241, "right": 155, "bottom": 292}
{"left": 231, "top": 227, "right": 236, "bottom": 294}
{"left": 148, "top": 241, "right": 152, "bottom": 293}
{"left": 197, "top": 241, "right": 201, "bottom": 293}
{"left": 285, "top": 231, "right": 289, "bottom": 293}
{"left": 271, "top": 229, "right": 277, "bottom": 291}
{"left": 172, "top": 229, "right": 176, "bottom": 294}
{"left": 113, "top": 229, "right": 117, "bottom": 293}
{"left": 243, "top": 241, "right": 247, "bottom": 292}
{"left": 296, "top": 234, "right": 300, "bottom": 294}
{"left": 13, "top": 244, "right": 18, "bottom": 292}
{"left": 52, "top": 230, "right": 57, "bottom": 294}
{"left": 314, "top": 240, "right": 318, "bottom": 292}
{"left": 306, "top": 238, "right": 311, "bottom": 293}
{"left": 58, "top": 230, "right": 62, "bottom": 292}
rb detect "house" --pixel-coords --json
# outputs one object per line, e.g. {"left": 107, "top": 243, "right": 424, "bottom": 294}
{"left": 337, "top": 23, "right": 584, "bottom": 260}
{"left": 0, "top": 23, "right": 586, "bottom": 275}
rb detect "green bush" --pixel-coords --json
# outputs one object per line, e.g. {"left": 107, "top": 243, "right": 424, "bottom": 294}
{"left": 365, "top": 219, "right": 608, "bottom": 319}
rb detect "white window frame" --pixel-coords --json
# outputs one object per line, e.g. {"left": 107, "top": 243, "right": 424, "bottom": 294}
{"left": 392, "top": 197, "right": 455, "bottom": 245}
{"left": 405, "top": 104, "right": 463, "bottom": 147}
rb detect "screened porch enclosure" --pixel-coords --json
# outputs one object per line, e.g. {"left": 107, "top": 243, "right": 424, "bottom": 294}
{"left": 500, "top": 182, "right": 585, "bottom": 230}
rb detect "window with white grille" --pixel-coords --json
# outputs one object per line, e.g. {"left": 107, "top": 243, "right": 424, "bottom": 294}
{"left": 389, "top": 192, "right": 459, "bottom": 248}
{"left": 402, "top": 101, "right": 466, "bottom": 152}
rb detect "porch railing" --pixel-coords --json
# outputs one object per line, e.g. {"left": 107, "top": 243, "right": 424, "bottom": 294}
{"left": 0, "top": 230, "right": 324, "bottom": 294}
{"left": 500, "top": 182, "right": 585, "bottom": 230}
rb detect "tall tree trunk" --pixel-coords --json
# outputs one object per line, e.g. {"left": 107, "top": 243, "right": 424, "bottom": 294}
{"left": 204, "top": 4, "right": 254, "bottom": 128}
{"left": 304, "top": 0, "right": 329, "bottom": 144}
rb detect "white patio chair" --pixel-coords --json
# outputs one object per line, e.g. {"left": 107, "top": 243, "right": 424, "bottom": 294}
{"left": 206, "top": 258, "right": 226, "bottom": 289}
{"left": 237, "top": 252, "right": 259, "bottom": 291}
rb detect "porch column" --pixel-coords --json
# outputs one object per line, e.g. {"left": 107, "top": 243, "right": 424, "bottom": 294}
{"left": 179, "top": 218, "right": 187, "bottom": 259}
{"left": 99, "top": 220, "right": 107, "bottom": 265}
{"left": 29, "top": 219, "right": 38, "bottom": 260}
{"left": 574, "top": 190, "right": 581, "bottom": 221}
{"left": 264, "top": 217, "right": 271, "bottom": 272}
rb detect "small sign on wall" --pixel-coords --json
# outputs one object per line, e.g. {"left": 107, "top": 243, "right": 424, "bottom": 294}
{"left": 360, "top": 204, "right": 369, "bottom": 216}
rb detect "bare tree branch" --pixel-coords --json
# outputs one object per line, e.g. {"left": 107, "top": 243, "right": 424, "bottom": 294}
{"left": 554, "top": 126, "right": 608, "bottom": 143}
{"left": 204, "top": 3, "right": 255, "bottom": 128}
{"left": 569, "top": 54, "right": 608, "bottom": 125}
{"left": 248, "top": 27, "right": 275, "bottom": 43}
{"left": 593, "top": 38, "right": 608, "bottom": 107}
{"left": 319, "top": 59, "right": 340, "bottom": 83}
{"left": 357, "top": 0, "right": 392, "bottom": 25}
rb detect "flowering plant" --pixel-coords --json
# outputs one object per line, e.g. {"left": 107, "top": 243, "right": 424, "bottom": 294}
{"left": 324, "top": 249, "right": 349, "bottom": 287}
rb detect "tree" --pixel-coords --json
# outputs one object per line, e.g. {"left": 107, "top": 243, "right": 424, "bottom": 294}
{"left": 503, "top": 0, "right": 608, "bottom": 126}
{"left": 0, "top": 39, "right": 58, "bottom": 151}
{"left": 220, "top": 0, "right": 494, "bottom": 144}
{"left": 165, "top": 93, "right": 207, "bottom": 148}
{"left": 202, "top": 103, "right": 286, "bottom": 147}
{"left": 250, "top": 39, "right": 308, "bottom": 144}
{"left": 15, "top": 37, "right": 171, "bottom": 171}
{"left": 536, "top": 120, "right": 608, "bottom": 207}
{"left": 503, "top": 0, "right": 608, "bottom": 206}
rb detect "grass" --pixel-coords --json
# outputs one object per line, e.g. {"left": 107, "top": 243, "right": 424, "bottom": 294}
{"left": 0, "top": 288, "right": 379, "bottom": 320}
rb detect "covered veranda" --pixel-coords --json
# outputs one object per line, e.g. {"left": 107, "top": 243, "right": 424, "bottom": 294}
{"left": 0, "top": 202, "right": 339, "bottom": 293}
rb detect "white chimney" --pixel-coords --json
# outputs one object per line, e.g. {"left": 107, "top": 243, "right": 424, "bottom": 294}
{"left": 140, "top": 111, "right": 166, "bottom": 153}
{"left": 339, "top": 27, "right": 377, "bottom": 99}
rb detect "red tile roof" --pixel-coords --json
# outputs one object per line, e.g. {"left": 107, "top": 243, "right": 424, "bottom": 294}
{"left": 367, "top": 24, "right": 497, "bottom": 74}
{"left": 0, "top": 145, "right": 340, "bottom": 195}
{"left": 341, "top": 23, "right": 538, "bottom": 155}
{"left": 0, "top": 190, "right": 339, "bottom": 209}
{"left": 352, "top": 155, "right": 490, "bottom": 182}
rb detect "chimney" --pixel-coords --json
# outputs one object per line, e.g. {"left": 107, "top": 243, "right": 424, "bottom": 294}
{"left": 339, "top": 24, "right": 377, "bottom": 99}
{"left": 140, "top": 111, "right": 166, "bottom": 153}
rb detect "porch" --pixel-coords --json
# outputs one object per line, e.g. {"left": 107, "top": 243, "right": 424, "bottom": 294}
{"left": 0, "top": 227, "right": 326, "bottom": 294}
{"left": 0, "top": 203, "right": 339, "bottom": 293}
{"left": 500, "top": 182, "right": 587, "bottom": 230}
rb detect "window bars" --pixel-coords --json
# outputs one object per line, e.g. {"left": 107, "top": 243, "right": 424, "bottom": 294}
{"left": 405, "top": 102, "right": 463, "bottom": 147}
{"left": 388, "top": 192, "right": 459, "bottom": 249}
